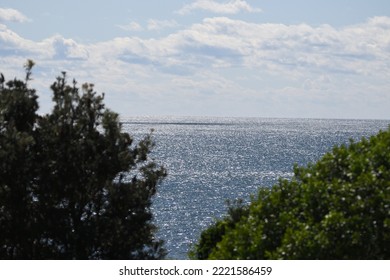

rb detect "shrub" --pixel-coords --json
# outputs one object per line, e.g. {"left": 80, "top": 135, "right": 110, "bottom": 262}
{"left": 191, "top": 126, "right": 390, "bottom": 259}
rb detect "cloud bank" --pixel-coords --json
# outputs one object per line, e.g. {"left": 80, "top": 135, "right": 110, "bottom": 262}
{"left": 0, "top": 9, "right": 389, "bottom": 118}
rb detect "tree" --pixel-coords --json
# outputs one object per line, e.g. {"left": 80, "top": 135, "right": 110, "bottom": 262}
{"left": 191, "top": 127, "right": 390, "bottom": 259}
{"left": 0, "top": 61, "right": 166, "bottom": 259}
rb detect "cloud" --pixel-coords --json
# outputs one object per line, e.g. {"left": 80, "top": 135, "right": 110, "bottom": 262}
{"left": 42, "top": 35, "right": 89, "bottom": 59}
{"left": 2, "top": 16, "right": 389, "bottom": 76}
{"left": 0, "top": 23, "right": 38, "bottom": 56}
{"left": 1, "top": 16, "right": 389, "bottom": 118}
{"left": 176, "top": 0, "right": 261, "bottom": 15}
{"left": 0, "top": 23, "right": 88, "bottom": 60}
{"left": 118, "top": 19, "right": 179, "bottom": 32}
{"left": 117, "top": 21, "right": 143, "bottom": 32}
{"left": 147, "top": 19, "right": 178, "bottom": 31}
{"left": 0, "top": 8, "right": 30, "bottom": 23}
{"left": 169, "top": 16, "right": 390, "bottom": 77}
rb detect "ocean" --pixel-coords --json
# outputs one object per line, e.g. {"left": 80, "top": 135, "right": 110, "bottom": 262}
{"left": 121, "top": 116, "right": 389, "bottom": 259}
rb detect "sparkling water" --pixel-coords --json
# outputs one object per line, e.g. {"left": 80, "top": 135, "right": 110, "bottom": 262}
{"left": 121, "top": 117, "right": 389, "bottom": 259}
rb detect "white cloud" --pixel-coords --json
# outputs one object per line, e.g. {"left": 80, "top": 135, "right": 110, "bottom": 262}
{"left": 40, "top": 35, "right": 89, "bottom": 59}
{"left": 2, "top": 16, "right": 389, "bottom": 77}
{"left": 176, "top": 0, "right": 261, "bottom": 15}
{"left": 5, "top": 13, "right": 390, "bottom": 76}
{"left": 0, "top": 24, "right": 88, "bottom": 60}
{"left": 117, "top": 21, "right": 143, "bottom": 32}
{"left": 1, "top": 16, "right": 389, "bottom": 118}
{"left": 0, "top": 8, "right": 30, "bottom": 23}
{"left": 165, "top": 16, "right": 390, "bottom": 79}
{"left": 147, "top": 19, "right": 178, "bottom": 31}
{"left": 0, "top": 23, "right": 39, "bottom": 55}
{"left": 117, "top": 19, "right": 178, "bottom": 33}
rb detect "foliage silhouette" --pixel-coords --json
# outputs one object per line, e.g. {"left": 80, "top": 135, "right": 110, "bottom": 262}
{"left": 0, "top": 61, "right": 166, "bottom": 259}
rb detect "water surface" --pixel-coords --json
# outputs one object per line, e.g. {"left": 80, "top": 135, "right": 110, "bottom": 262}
{"left": 122, "top": 117, "right": 389, "bottom": 259}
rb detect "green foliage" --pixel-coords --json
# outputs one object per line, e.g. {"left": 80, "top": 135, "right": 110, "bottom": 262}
{"left": 192, "top": 127, "right": 390, "bottom": 259}
{"left": 188, "top": 199, "right": 249, "bottom": 259}
{"left": 0, "top": 62, "right": 166, "bottom": 259}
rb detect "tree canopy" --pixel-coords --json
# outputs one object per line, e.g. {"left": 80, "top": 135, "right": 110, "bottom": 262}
{"left": 0, "top": 61, "right": 166, "bottom": 259}
{"left": 191, "top": 126, "right": 390, "bottom": 259}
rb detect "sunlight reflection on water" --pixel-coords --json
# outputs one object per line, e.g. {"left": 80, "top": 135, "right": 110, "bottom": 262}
{"left": 122, "top": 116, "right": 389, "bottom": 259}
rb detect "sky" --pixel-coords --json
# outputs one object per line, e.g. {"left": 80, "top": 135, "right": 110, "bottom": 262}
{"left": 1, "top": 0, "right": 390, "bottom": 119}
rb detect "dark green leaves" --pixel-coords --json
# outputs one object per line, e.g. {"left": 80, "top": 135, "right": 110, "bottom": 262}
{"left": 0, "top": 62, "right": 166, "bottom": 259}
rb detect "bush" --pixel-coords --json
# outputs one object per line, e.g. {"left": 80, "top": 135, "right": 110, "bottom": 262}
{"left": 191, "top": 126, "right": 390, "bottom": 259}
{"left": 0, "top": 61, "right": 166, "bottom": 259}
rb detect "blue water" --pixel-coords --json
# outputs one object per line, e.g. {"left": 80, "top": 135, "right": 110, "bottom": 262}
{"left": 121, "top": 116, "right": 389, "bottom": 259}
